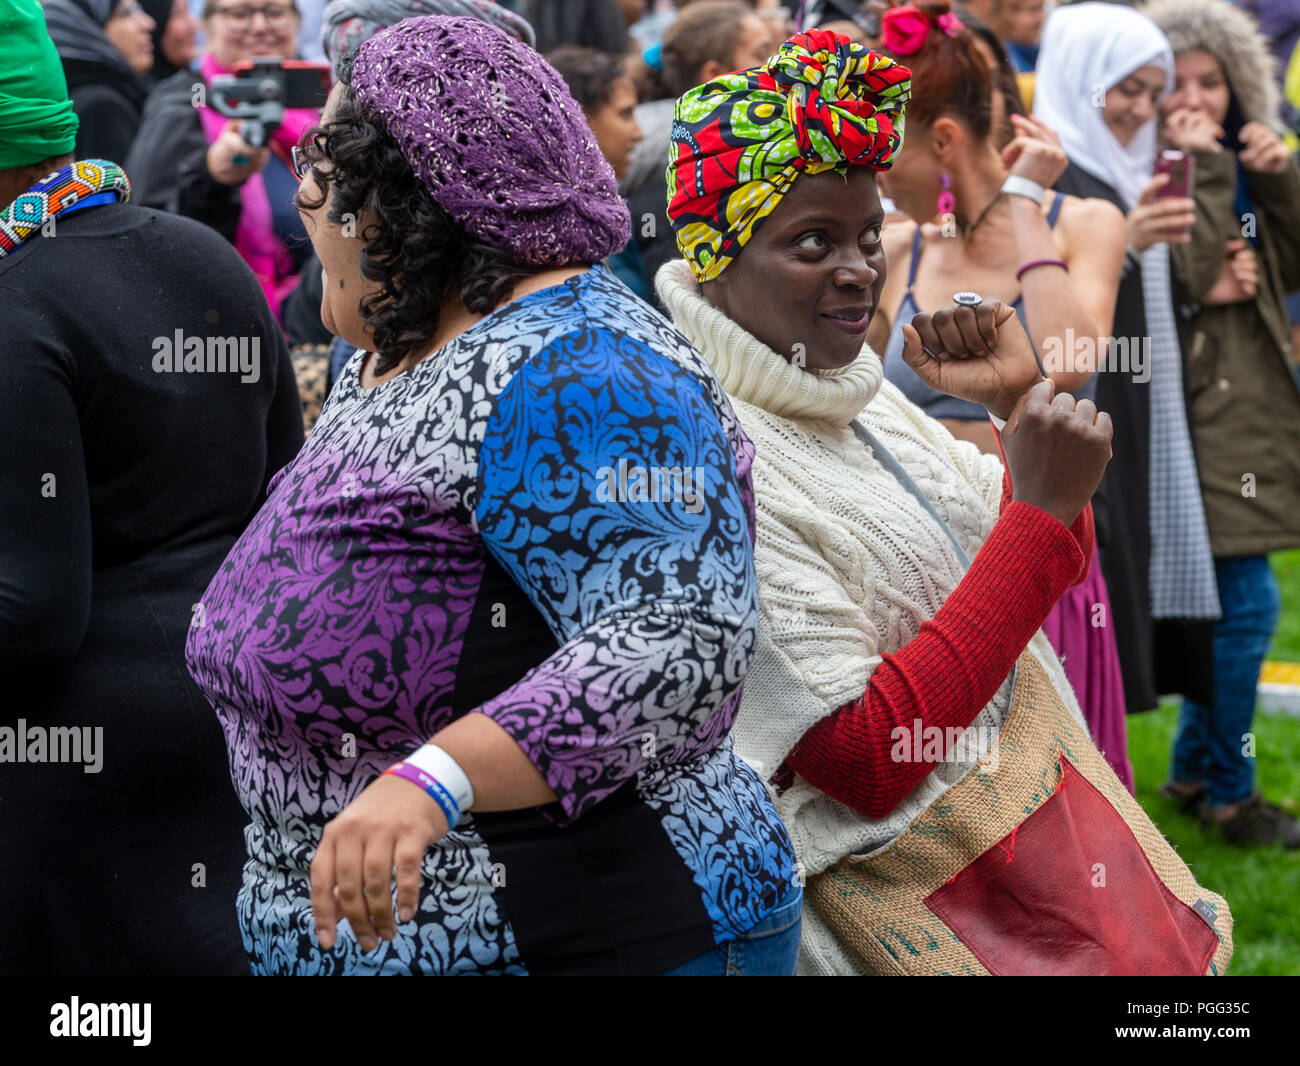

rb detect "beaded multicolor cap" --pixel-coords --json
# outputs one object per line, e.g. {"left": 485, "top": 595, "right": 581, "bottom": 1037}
{"left": 349, "top": 15, "right": 631, "bottom": 266}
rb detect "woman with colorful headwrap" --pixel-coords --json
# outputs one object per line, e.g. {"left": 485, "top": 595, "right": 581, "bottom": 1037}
{"left": 658, "top": 27, "right": 1114, "bottom": 974}
{"left": 185, "top": 14, "right": 802, "bottom": 976}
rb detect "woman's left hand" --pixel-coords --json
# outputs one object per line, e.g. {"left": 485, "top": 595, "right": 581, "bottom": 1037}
{"left": 900, "top": 300, "right": 1043, "bottom": 420}
{"left": 309, "top": 773, "right": 449, "bottom": 953}
{"left": 1237, "top": 120, "right": 1291, "bottom": 174}
{"left": 1001, "top": 114, "right": 1069, "bottom": 189}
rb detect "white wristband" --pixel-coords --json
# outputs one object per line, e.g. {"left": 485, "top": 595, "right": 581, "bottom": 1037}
{"left": 1001, "top": 175, "right": 1045, "bottom": 205}
{"left": 989, "top": 412, "right": 1007, "bottom": 431}
{"left": 404, "top": 743, "right": 475, "bottom": 821}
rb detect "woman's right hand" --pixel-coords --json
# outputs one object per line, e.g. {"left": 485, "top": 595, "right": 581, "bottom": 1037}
{"left": 1001, "top": 379, "right": 1113, "bottom": 528}
{"left": 900, "top": 300, "right": 1043, "bottom": 420}
{"left": 206, "top": 120, "right": 270, "bottom": 186}
{"left": 1127, "top": 173, "right": 1196, "bottom": 253}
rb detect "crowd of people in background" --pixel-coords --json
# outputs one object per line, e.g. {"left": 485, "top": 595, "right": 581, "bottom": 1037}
{"left": 3, "top": 0, "right": 1299, "bottom": 976}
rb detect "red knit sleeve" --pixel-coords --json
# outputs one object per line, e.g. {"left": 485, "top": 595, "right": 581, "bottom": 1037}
{"left": 995, "top": 428, "right": 1093, "bottom": 584}
{"left": 781, "top": 428, "right": 1092, "bottom": 819}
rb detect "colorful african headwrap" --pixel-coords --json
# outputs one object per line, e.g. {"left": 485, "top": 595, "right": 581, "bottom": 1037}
{"left": 666, "top": 29, "right": 911, "bottom": 283}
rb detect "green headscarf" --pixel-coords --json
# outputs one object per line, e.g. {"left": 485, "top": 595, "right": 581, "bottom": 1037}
{"left": 0, "top": 0, "right": 79, "bottom": 169}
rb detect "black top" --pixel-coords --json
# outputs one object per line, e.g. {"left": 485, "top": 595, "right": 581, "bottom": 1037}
{"left": 63, "top": 57, "right": 150, "bottom": 166}
{"left": 0, "top": 202, "right": 304, "bottom": 975}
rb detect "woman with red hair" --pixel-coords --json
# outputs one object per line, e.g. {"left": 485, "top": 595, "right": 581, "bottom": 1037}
{"left": 867, "top": 1, "right": 1134, "bottom": 788}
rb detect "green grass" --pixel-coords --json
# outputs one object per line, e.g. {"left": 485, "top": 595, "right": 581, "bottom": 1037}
{"left": 1128, "top": 694, "right": 1300, "bottom": 975}
{"left": 1270, "top": 549, "right": 1300, "bottom": 662}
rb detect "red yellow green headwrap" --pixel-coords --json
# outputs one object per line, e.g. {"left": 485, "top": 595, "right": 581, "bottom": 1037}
{"left": 666, "top": 29, "right": 911, "bottom": 283}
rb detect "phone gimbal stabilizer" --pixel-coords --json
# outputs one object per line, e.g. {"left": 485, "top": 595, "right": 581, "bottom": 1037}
{"left": 208, "top": 57, "right": 331, "bottom": 148}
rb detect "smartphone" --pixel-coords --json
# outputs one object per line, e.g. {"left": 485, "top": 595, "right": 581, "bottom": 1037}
{"left": 210, "top": 58, "right": 332, "bottom": 146}
{"left": 1153, "top": 149, "right": 1196, "bottom": 200}
{"left": 230, "top": 58, "right": 332, "bottom": 110}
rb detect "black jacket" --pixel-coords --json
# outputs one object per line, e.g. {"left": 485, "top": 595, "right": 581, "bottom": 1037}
{"left": 62, "top": 56, "right": 150, "bottom": 165}
{"left": 0, "top": 201, "right": 304, "bottom": 975}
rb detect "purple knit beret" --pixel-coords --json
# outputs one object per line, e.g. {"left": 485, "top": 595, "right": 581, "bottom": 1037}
{"left": 349, "top": 15, "right": 631, "bottom": 265}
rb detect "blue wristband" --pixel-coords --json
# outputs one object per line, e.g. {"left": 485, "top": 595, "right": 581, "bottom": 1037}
{"left": 385, "top": 762, "right": 461, "bottom": 828}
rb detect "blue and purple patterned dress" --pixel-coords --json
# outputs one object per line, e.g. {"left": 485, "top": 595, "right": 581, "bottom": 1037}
{"left": 186, "top": 266, "right": 797, "bottom": 974}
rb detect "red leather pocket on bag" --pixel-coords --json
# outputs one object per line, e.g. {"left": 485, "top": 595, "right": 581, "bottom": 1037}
{"left": 924, "top": 755, "right": 1220, "bottom": 975}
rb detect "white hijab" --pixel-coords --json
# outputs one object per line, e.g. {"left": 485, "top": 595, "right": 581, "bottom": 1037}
{"left": 1033, "top": 1, "right": 1221, "bottom": 621}
{"left": 1032, "top": 2, "right": 1174, "bottom": 208}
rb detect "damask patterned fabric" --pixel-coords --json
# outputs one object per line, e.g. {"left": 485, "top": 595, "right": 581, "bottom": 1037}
{"left": 666, "top": 29, "right": 911, "bottom": 282}
{"left": 185, "top": 265, "right": 798, "bottom": 974}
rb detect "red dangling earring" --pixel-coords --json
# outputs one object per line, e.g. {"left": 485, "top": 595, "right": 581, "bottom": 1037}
{"left": 937, "top": 172, "right": 956, "bottom": 235}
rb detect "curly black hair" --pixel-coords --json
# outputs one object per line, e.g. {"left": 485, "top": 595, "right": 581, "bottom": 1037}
{"left": 294, "top": 60, "right": 532, "bottom": 375}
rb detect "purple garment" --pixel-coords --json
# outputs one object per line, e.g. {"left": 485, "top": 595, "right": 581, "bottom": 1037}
{"left": 1041, "top": 550, "right": 1135, "bottom": 793}
{"left": 184, "top": 266, "right": 796, "bottom": 974}
{"left": 349, "top": 15, "right": 630, "bottom": 266}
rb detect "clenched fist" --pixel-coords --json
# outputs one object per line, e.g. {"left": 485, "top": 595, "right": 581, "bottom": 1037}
{"left": 899, "top": 299, "right": 1043, "bottom": 420}
{"left": 1001, "top": 379, "right": 1113, "bottom": 527}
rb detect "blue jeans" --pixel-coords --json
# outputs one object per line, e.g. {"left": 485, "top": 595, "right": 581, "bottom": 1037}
{"left": 1172, "top": 555, "right": 1281, "bottom": 807}
{"left": 659, "top": 888, "right": 802, "bottom": 976}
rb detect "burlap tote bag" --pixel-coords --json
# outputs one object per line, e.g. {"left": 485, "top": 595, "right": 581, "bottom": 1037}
{"left": 806, "top": 423, "right": 1234, "bottom": 976}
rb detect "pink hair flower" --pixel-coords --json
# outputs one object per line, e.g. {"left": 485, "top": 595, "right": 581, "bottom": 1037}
{"left": 879, "top": 6, "right": 931, "bottom": 57}
{"left": 936, "top": 12, "right": 964, "bottom": 36}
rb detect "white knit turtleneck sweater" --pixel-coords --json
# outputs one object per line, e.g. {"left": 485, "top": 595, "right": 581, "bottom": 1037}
{"left": 656, "top": 259, "right": 1085, "bottom": 976}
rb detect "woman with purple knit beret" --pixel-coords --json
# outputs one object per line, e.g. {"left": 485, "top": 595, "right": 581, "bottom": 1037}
{"left": 185, "top": 14, "right": 801, "bottom": 976}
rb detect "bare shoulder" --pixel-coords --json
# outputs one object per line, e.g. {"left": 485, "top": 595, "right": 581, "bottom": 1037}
{"left": 1055, "top": 193, "right": 1126, "bottom": 253}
